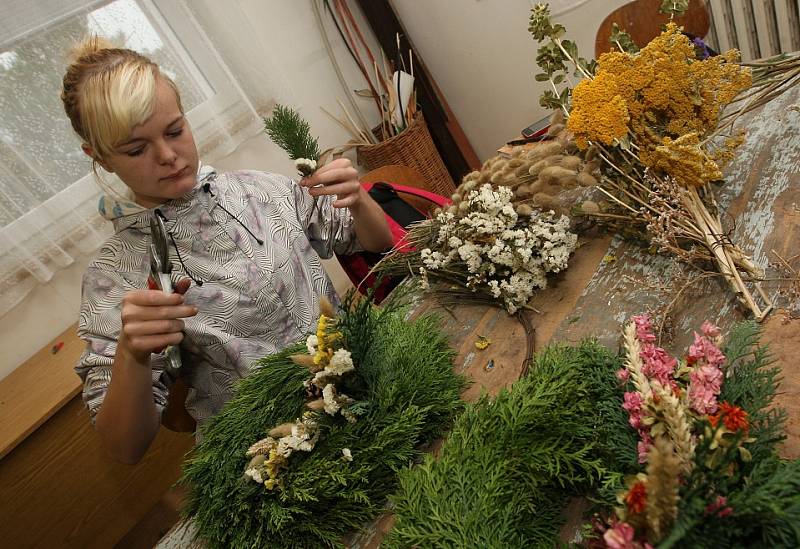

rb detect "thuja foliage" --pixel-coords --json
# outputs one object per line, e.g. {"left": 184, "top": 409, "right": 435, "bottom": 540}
{"left": 262, "top": 104, "right": 321, "bottom": 161}
{"left": 659, "top": 321, "right": 800, "bottom": 549}
{"left": 386, "top": 322, "right": 799, "bottom": 548}
{"left": 384, "top": 340, "right": 634, "bottom": 548}
{"left": 180, "top": 294, "right": 466, "bottom": 548}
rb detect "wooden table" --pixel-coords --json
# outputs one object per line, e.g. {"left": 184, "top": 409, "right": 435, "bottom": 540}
{"left": 344, "top": 82, "right": 800, "bottom": 549}
{"left": 159, "top": 84, "right": 800, "bottom": 549}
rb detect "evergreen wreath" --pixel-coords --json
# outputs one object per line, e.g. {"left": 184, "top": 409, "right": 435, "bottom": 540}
{"left": 385, "top": 340, "right": 629, "bottom": 547}
{"left": 386, "top": 322, "right": 800, "bottom": 548}
{"left": 179, "top": 293, "right": 466, "bottom": 548}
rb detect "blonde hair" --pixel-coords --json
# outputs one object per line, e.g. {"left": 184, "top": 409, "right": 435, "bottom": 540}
{"left": 60, "top": 36, "right": 183, "bottom": 162}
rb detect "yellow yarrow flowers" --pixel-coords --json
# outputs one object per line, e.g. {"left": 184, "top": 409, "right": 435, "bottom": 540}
{"left": 568, "top": 71, "right": 630, "bottom": 149}
{"left": 568, "top": 23, "right": 752, "bottom": 187}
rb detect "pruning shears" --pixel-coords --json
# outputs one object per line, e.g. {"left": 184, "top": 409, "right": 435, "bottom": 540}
{"left": 148, "top": 211, "right": 182, "bottom": 376}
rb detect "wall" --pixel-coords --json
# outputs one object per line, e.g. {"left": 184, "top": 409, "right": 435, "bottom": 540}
{"left": 390, "top": 0, "right": 629, "bottom": 161}
{"left": 0, "top": 1, "right": 381, "bottom": 379}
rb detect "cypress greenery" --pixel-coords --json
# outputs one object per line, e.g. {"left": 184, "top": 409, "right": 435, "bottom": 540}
{"left": 386, "top": 322, "right": 800, "bottom": 548}
{"left": 262, "top": 104, "right": 321, "bottom": 161}
{"left": 384, "top": 341, "right": 631, "bottom": 548}
{"left": 718, "top": 321, "right": 787, "bottom": 462}
{"left": 180, "top": 294, "right": 466, "bottom": 548}
{"left": 659, "top": 321, "right": 799, "bottom": 548}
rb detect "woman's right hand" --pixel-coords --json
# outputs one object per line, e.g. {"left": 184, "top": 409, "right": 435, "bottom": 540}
{"left": 118, "top": 278, "right": 197, "bottom": 363}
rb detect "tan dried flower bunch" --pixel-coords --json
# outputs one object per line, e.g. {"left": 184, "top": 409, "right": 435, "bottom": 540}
{"left": 452, "top": 113, "right": 600, "bottom": 217}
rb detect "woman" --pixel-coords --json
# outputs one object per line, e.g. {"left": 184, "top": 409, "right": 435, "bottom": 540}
{"left": 61, "top": 37, "right": 393, "bottom": 464}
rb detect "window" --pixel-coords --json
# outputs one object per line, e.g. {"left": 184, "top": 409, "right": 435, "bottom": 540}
{"left": 0, "top": 0, "right": 262, "bottom": 315}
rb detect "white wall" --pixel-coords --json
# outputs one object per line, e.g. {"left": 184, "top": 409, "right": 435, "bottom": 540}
{"left": 0, "top": 1, "right": 381, "bottom": 379}
{"left": 390, "top": 0, "right": 629, "bottom": 161}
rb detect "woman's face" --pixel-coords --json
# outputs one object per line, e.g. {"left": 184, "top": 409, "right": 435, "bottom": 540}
{"left": 91, "top": 77, "right": 199, "bottom": 208}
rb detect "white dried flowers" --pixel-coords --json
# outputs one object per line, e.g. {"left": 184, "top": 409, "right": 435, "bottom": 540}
{"left": 418, "top": 183, "right": 577, "bottom": 313}
{"left": 294, "top": 157, "right": 317, "bottom": 176}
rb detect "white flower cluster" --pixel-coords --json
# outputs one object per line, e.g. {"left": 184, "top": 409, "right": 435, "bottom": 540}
{"left": 244, "top": 413, "right": 320, "bottom": 488}
{"left": 306, "top": 334, "right": 319, "bottom": 355}
{"left": 295, "top": 157, "right": 317, "bottom": 176}
{"left": 305, "top": 338, "right": 357, "bottom": 422}
{"left": 419, "top": 183, "right": 577, "bottom": 313}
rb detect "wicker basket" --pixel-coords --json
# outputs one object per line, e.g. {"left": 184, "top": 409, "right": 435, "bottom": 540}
{"left": 357, "top": 112, "right": 455, "bottom": 197}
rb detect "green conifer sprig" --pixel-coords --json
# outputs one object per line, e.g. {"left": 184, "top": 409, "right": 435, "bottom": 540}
{"left": 385, "top": 341, "right": 627, "bottom": 548}
{"left": 263, "top": 104, "right": 321, "bottom": 162}
{"left": 661, "top": 321, "right": 800, "bottom": 547}
{"left": 719, "top": 321, "right": 787, "bottom": 460}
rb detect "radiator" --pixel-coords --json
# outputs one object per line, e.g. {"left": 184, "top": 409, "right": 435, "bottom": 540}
{"left": 705, "top": 0, "right": 800, "bottom": 61}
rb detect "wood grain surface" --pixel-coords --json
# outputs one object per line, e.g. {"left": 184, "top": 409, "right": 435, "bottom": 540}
{"left": 594, "top": 0, "right": 710, "bottom": 58}
{"left": 0, "top": 394, "right": 194, "bottom": 548}
{"left": 0, "top": 323, "right": 83, "bottom": 460}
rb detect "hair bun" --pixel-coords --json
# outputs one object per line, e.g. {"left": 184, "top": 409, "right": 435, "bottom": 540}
{"left": 68, "top": 35, "right": 116, "bottom": 63}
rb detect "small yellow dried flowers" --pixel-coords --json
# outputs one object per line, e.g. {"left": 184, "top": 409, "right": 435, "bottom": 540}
{"left": 568, "top": 71, "right": 630, "bottom": 149}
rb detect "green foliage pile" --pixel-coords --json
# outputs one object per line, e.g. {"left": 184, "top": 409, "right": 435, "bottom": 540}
{"left": 180, "top": 296, "right": 466, "bottom": 548}
{"left": 262, "top": 104, "right": 321, "bottom": 161}
{"left": 384, "top": 340, "right": 634, "bottom": 548}
{"left": 386, "top": 322, "right": 800, "bottom": 548}
{"left": 659, "top": 321, "right": 800, "bottom": 548}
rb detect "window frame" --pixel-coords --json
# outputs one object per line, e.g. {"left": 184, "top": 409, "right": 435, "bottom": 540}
{"left": 0, "top": 0, "right": 257, "bottom": 260}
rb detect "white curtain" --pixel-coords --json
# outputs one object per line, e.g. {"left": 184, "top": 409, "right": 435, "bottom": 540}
{"left": 0, "top": 0, "right": 266, "bottom": 316}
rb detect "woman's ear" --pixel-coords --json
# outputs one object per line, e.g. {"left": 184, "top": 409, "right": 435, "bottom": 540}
{"left": 81, "top": 143, "right": 113, "bottom": 173}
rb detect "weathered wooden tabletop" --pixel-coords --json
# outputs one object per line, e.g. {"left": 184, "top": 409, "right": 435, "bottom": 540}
{"left": 158, "top": 86, "right": 800, "bottom": 549}
{"left": 347, "top": 83, "right": 800, "bottom": 548}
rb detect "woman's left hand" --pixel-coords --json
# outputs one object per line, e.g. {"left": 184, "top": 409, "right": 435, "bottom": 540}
{"left": 300, "top": 157, "right": 366, "bottom": 210}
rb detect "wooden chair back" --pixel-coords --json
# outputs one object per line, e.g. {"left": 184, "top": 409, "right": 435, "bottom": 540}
{"left": 595, "top": 0, "right": 710, "bottom": 58}
{"left": 360, "top": 164, "right": 444, "bottom": 216}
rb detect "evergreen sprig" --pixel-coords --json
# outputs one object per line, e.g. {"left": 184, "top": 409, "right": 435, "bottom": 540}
{"left": 263, "top": 104, "right": 321, "bottom": 161}
{"left": 719, "top": 321, "right": 787, "bottom": 461}
{"left": 386, "top": 322, "right": 799, "bottom": 548}
{"left": 660, "top": 321, "right": 799, "bottom": 548}
{"left": 180, "top": 292, "right": 465, "bottom": 548}
{"left": 385, "top": 340, "right": 629, "bottom": 548}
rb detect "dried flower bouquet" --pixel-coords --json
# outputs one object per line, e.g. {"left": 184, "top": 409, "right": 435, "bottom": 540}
{"left": 587, "top": 316, "right": 792, "bottom": 548}
{"left": 530, "top": 2, "right": 800, "bottom": 320}
{"left": 374, "top": 176, "right": 578, "bottom": 314}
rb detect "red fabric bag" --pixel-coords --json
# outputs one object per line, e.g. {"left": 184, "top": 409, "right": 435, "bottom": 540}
{"left": 336, "top": 181, "right": 451, "bottom": 303}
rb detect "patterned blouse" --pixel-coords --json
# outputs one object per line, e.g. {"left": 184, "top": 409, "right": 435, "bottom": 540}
{"left": 75, "top": 168, "right": 361, "bottom": 429}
